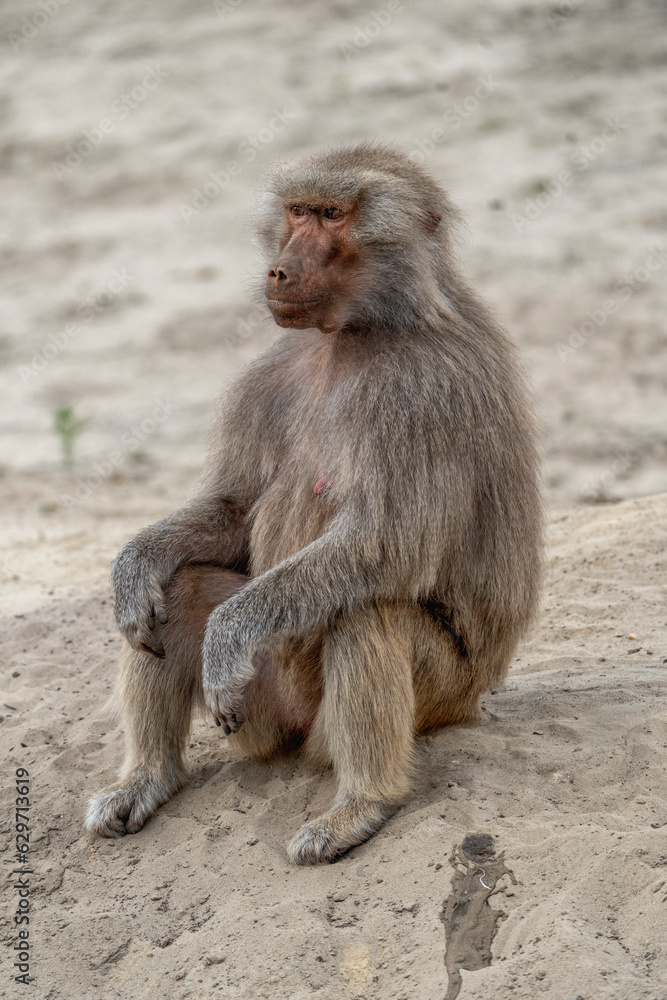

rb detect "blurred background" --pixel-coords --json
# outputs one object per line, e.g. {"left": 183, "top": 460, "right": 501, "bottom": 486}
{"left": 1, "top": 0, "right": 666, "bottom": 613}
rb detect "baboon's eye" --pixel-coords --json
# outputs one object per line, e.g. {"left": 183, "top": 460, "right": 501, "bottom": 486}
{"left": 322, "top": 207, "right": 345, "bottom": 220}
{"left": 291, "top": 205, "right": 308, "bottom": 217}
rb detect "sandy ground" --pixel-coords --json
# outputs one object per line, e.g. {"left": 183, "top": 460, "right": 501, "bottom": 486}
{"left": 1, "top": 0, "right": 667, "bottom": 997}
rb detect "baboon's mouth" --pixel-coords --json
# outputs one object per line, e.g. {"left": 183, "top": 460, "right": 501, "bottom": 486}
{"left": 266, "top": 297, "right": 321, "bottom": 309}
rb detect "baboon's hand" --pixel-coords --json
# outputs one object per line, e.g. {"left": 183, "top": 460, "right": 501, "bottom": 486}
{"left": 111, "top": 541, "right": 169, "bottom": 658}
{"left": 202, "top": 602, "right": 252, "bottom": 734}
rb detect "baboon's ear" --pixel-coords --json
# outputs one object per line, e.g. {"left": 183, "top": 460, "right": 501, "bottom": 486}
{"left": 424, "top": 212, "right": 442, "bottom": 234}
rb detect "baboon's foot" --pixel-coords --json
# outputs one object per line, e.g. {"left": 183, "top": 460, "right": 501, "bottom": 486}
{"left": 85, "top": 770, "right": 185, "bottom": 838}
{"left": 287, "top": 799, "right": 397, "bottom": 865}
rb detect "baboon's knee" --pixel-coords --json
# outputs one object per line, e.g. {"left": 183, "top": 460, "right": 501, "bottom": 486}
{"left": 166, "top": 565, "right": 249, "bottom": 623}
{"left": 152, "top": 565, "right": 251, "bottom": 673}
{"left": 408, "top": 609, "right": 486, "bottom": 731}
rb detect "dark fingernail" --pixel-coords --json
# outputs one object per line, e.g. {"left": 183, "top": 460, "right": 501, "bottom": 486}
{"left": 139, "top": 642, "right": 164, "bottom": 658}
{"left": 222, "top": 724, "right": 232, "bottom": 736}
{"left": 214, "top": 717, "right": 221, "bottom": 727}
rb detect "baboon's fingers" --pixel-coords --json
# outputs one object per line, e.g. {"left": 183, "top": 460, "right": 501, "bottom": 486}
{"left": 211, "top": 709, "right": 245, "bottom": 735}
{"left": 120, "top": 615, "right": 166, "bottom": 658}
{"left": 139, "top": 639, "right": 166, "bottom": 659}
{"left": 147, "top": 604, "right": 169, "bottom": 629}
{"left": 210, "top": 713, "right": 231, "bottom": 734}
{"left": 120, "top": 617, "right": 166, "bottom": 657}
{"left": 227, "top": 711, "right": 245, "bottom": 733}
{"left": 147, "top": 604, "right": 169, "bottom": 630}
{"left": 205, "top": 683, "right": 247, "bottom": 733}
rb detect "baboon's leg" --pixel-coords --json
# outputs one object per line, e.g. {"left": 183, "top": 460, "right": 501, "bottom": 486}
{"left": 288, "top": 603, "right": 416, "bottom": 864}
{"left": 85, "top": 566, "right": 249, "bottom": 837}
{"left": 289, "top": 602, "right": 477, "bottom": 864}
{"left": 233, "top": 630, "right": 323, "bottom": 759}
{"left": 411, "top": 608, "right": 483, "bottom": 733}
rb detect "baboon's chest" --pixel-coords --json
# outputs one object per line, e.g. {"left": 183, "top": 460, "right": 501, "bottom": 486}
{"left": 248, "top": 405, "right": 344, "bottom": 575}
{"left": 246, "top": 338, "right": 362, "bottom": 574}
{"left": 248, "top": 452, "right": 339, "bottom": 575}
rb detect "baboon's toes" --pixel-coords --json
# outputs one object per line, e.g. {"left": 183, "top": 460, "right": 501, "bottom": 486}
{"left": 84, "top": 787, "right": 151, "bottom": 838}
{"left": 287, "top": 801, "right": 395, "bottom": 866}
{"left": 287, "top": 820, "right": 345, "bottom": 865}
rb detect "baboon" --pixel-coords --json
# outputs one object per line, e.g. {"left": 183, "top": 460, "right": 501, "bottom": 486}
{"left": 85, "top": 142, "right": 543, "bottom": 864}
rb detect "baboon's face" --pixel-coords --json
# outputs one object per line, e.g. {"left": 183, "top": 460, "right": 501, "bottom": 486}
{"left": 265, "top": 202, "right": 362, "bottom": 333}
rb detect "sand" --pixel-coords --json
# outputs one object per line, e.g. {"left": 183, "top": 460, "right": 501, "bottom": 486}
{"left": 1, "top": 0, "right": 666, "bottom": 997}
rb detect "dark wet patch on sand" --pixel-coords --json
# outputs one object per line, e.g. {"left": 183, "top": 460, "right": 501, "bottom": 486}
{"left": 441, "top": 832, "right": 516, "bottom": 999}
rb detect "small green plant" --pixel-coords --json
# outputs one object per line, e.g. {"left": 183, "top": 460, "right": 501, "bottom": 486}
{"left": 53, "top": 405, "right": 87, "bottom": 468}
{"left": 478, "top": 117, "right": 503, "bottom": 133}
{"left": 526, "top": 177, "right": 552, "bottom": 196}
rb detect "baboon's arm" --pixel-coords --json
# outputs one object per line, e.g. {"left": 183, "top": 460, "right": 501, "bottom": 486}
{"left": 112, "top": 492, "right": 248, "bottom": 657}
{"left": 201, "top": 503, "right": 417, "bottom": 731}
